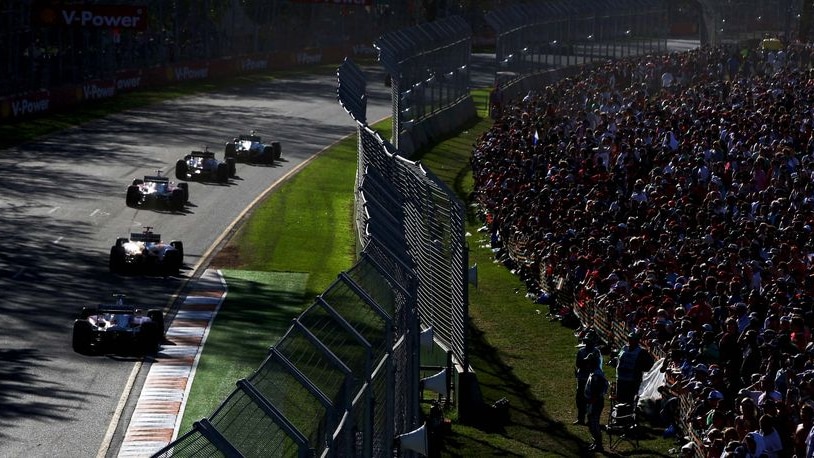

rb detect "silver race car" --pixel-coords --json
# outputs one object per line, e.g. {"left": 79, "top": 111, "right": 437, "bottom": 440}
{"left": 109, "top": 227, "right": 184, "bottom": 276}
{"left": 126, "top": 171, "right": 189, "bottom": 211}
{"left": 175, "top": 147, "right": 236, "bottom": 183}
{"left": 72, "top": 294, "right": 164, "bottom": 355}
{"left": 224, "top": 131, "right": 281, "bottom": 164}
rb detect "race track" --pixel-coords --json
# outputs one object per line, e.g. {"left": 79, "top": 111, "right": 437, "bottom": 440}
{"left": 0, "top": 66, "right": 392, "bottom": 458}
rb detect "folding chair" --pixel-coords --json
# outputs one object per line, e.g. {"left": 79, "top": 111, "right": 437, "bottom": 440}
{"left": 606, "top": 401, "right": 639, "bottom": 451}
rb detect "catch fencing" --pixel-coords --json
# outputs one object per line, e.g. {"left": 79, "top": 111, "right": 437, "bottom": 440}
{"left": 338, "top": 57, "right": 469, "bottom": 374}
{"left": 485, "top": 0, "right": 669, "bottom": 91}
{"left": 153, "top": 236, "right": 420, "bottom": 457}
{"left": 375, "top": 16, "right": 476, "bottom": 156}
{"left": 151, "top": 55, "right": 469, "bottom": 458}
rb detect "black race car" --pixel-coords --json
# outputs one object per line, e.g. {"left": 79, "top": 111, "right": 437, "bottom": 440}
{"left": 126, "top": 171, "right": 189, "bottom": 211}
{"left": 175, "top": 148, "right": 236, "bottom": 183}
{"left": 109, "top": 227, "right": 184, "bottom": 276}
{"left": 224, "top": 131, "right": 281, "bottom": 164}
{"left": 72, "top": 294, "right": 165, "bottom": 355}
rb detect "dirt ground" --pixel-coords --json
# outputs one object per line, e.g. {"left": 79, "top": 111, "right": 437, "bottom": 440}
{"left": 209, "top": 243, "right": 244, "bottom": 269}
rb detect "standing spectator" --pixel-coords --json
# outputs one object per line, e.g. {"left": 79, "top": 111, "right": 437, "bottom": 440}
{"left": 574, "top": 329, "right": 602, "bottom": 425}
{"left": 584, "top": 352, "right": 609, "bottom": 452}
{"left": 757, "top": 414, "right": 784, "bottom": 458}
{"left": 615, "top": 330, "right": 655, "bottom": 405}
{"left": 795, "top": 404, "right": 814, "bottom": 458}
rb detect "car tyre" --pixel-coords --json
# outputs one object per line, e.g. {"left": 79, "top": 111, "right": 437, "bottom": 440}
{"left": 147, "top": 309, "right": 165, "bottom": 336}
{"left": 170, "top": 241, "right": 184, "bottom": 261}
{"left": 163, "top": 250, "right": 182, "bottom": 276}
{"left": 109, "top": 246, "right": 126, "bottom": 273}
{"left": 177, "top": 182, "right": 189, "bottom": 202}
{"left": 171, "top": 189, "right": 185, "bottom": 211}
{"left": 227, "top": 157, "right": 237, "bottom": 177}
{"left": 217, "top": 162, "right": 229, "bottom": 183}
{"left": 125, "top": 186, "right": 140, "bottom": 207}
{"left": 263, "top": 145, "right": 275, "bottom": 164}
{"left": 225, "top": 142, "right": 236, "bottom": 159}
{"left": 139, "top": 321, "right": 161, "bottom": 354}
{"left": 272, "top": 141, "right": 282, "bottom": 160}
{"left": 175, "top": 160, "right": 188, "bottom": 180}
{"left": 72, "top": 320, "right": 94, "bottom": 354}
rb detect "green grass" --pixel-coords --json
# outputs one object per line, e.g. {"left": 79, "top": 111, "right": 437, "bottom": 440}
{"left": 178, "top": 269, "right": 308, "bottom": 434}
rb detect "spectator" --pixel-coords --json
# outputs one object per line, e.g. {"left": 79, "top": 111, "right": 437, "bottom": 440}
{"left": 615, "top": 330, "right": 655, "bottom": 405}
{"left": 573, "top": 329, "right": 602, "bottom": 425}
{"left": 583, "top": 352, "right": 609, "bottom": 452}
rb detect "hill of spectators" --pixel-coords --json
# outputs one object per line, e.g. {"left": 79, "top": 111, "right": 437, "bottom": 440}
{"left": 471, "top": 41, "right": 814, "bottom": 457}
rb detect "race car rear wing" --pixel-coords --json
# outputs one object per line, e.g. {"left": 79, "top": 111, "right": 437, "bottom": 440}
{"left": 189, "top": 150, "right": 216, "bottom": 158}
{"left": 130, "top": 233, "right": 162, "bottom": 243}
{"left": 143, "top": 175, "right": 170, "bottom": 183}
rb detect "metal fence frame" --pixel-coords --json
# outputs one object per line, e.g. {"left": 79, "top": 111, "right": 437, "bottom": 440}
{"left": 375, "top": 16, "right": 473, "bottom": 155}
{"left": 153, "top": 240, "right": 420, "bottom": 457}
{"left": 485, "top": 0, "right": 669, "bottom": 87}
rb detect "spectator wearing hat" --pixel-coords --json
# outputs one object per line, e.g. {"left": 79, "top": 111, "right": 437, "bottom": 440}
{"left": 615, "top": 330, "right": 655, "bottom": 405}
{"left": 574, "top": 329, "right": 602, "bottom": 425}
{"left": 690, "top": 388, "right": 724, "bottom": 432}
{"left": 743, "top": 431, "right": 766, "bottom": 458}
{"left": 583, "top": 351, "right": 609, "bottom": 452}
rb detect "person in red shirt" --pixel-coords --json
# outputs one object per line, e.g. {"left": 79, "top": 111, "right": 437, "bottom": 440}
{"left": 687, "top": 291, "right": 713, "bottom": 330}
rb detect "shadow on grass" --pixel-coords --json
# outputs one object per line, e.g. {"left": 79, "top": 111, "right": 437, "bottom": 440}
{"left": 435, "top": 322, "right": 592, "bottom": 457}
{"left": 437, "top": 322, "right": 675, "bottom": 458}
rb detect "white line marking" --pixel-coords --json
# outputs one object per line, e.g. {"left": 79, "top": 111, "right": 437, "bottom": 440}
{"left": 48, "top": 207, "right": 60, "bottom": 214}
{"left": 96, "top": 361, "right": 142, "bottom": 458}
{"left": 90, "top": 209, "right": 100, "bottom": 217}
{"left": 53, "top": 236, "right": 63, "bottom": 244}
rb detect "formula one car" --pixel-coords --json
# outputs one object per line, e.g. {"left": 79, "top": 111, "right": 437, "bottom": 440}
{"left": 126, "top": 171, "right": 189, "bottom": 211}
{"left": 109, "top": 227, "right": 184, "bottom": 276}
{"left": 175, "top": 147, "right": 236, "bottom": 183}
{"left": 72, "top": 294, "right": 165, "bottom": 355}
{"left": 224, "top": 131, "right": 282, "bottom": 164}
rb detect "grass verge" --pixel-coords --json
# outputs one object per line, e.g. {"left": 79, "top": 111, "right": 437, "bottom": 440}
{"left": 177, "top": 269, "right": 308, "bottom": 434}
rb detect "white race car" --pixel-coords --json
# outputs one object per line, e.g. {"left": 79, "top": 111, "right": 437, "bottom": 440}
{"left": 109, "top": 227, "right": 184, "bottom": 276}
{"left": 72, "top": 294, "right": 164, "bottom": 355}
{"left": 224, "top": 131, "right": 281, "bottom": 164}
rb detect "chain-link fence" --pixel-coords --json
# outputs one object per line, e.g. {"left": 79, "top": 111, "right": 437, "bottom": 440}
{"left": 339, "top": 58, "right": 469, "bottom": 372}
{"left": 153, "top": 239, "right": 420, "bottom": 457}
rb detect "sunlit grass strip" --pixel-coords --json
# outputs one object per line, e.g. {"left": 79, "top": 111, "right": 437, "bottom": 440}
{"left": 178, "top": 270, "right": 307, "bottom": 434}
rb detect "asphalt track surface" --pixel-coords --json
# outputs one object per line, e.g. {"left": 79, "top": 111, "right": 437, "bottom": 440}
{"left": 0, "top": 65, "right": 393, "bottom": 458}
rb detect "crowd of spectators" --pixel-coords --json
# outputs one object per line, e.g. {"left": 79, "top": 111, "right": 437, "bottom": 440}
{"left": 471, "top": 41, "right": 814, "bottom": 457}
